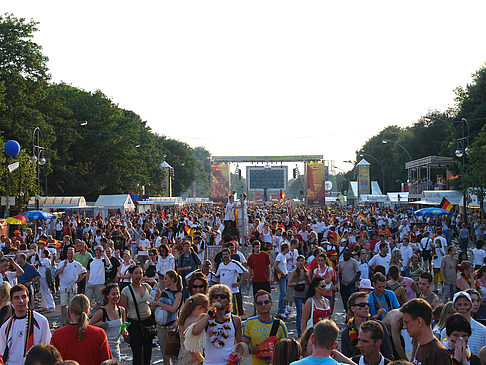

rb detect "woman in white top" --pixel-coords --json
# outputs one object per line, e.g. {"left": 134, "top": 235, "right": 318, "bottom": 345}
{"left": 432, "top": 237, "right": 445, "bottom": 290}
{"left": 156, "top": 244, "right": 175, "bottom": 279}
{"left": 38, "top": 249, "right": 55, "bottom": 312}
{"left": 117, "top": 250, "right": 134, "bottom": 290}
{"left": 90, "top": 283, "right": 129, "bottom": 360}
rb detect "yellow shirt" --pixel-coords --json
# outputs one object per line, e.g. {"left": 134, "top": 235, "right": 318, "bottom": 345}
{"left": 243, "top": 316, "right": 288, "bottom": 365}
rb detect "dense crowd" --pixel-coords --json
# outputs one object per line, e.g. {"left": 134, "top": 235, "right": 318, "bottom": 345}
{"left": 0, "top": 198, "right": 486, "bottom": 365}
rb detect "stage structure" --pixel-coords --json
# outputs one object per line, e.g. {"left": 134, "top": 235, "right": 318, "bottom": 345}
{"left": 210, "top": 155, "right": 325, "bottom": 205}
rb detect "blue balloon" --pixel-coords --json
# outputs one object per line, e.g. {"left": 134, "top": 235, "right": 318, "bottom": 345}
{"left": 4, "top": 140, "right": 21, "bottom": 157}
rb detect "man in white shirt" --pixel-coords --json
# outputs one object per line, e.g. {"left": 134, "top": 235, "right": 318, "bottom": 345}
{"left": 223, "top": 195, "right": 238, "bottom": 242}
{"left": 399, "top": 237, "right": 413, "bottom": 276}
{"left": 369, "top": 245, "right": 391, "bottom": 273}
{"left": 0, "top": 284, "right": 51, "bottom": 365}
{"left": 274, "top": 243, "right": 289, "bottom": 319}
{"left": 0, "top": 257, "right": 24, "bottom": 287}
{"left": 56, "top": 246, "right": 87, "bottom": 325}
{"left": 216, "top": 248, "right": 248, "bottom": 316}
{"left": 85, "top": 246, "right": 110, "bottom": 312}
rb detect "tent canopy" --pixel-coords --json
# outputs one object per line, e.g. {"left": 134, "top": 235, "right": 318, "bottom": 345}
{"left": 94, "top": 194, "right": 135, "bottom": 209}
{"left": 27, "top": 196, "right": 87, "bottom": 209}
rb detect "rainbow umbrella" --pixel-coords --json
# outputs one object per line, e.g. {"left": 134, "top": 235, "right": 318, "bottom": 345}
{"left": 6, "top": 215, "right": 27, "bottom": 224}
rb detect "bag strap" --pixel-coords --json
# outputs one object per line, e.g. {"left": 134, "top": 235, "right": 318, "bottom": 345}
{"left": 101, "top": 307, "right": 108, "bottom": 322}
{"left": 128, "top": 285, "right": 142, "bottom": 321}
{"left": 269, "top": 318, "right": 280, "bottom": 337}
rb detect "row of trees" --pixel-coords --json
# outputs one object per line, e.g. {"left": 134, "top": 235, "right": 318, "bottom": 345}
{"left": 345, "top": 65, "right": 486, "bottom": 217}
{"left": 0, "top": 14, "right": 211, "bottom": 208}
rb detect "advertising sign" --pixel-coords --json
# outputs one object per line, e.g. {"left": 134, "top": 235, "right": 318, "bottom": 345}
{"left": 357, "top": 164, "right": 370, "bottom": 196}
{"left": 306, "top": 162, "right": 326, "bottom": 203}
{"left": 211, "top": 163, "right": 230, "bottom": 202}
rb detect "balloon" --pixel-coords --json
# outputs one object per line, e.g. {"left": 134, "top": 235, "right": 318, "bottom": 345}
{"left": 4, "top": 140, "right": 20, "bottom": 157}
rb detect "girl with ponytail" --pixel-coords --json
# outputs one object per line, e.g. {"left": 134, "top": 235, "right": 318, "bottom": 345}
{"left": 51, "top": 294, "right": 112, "bottom": 365}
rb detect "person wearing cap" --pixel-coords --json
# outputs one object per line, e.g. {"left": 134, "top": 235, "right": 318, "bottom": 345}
{"left": 440, "top": 292, "right": 486, "bottom": 355}
{"left": 342, "top": 292, "right": 394, "bottom": 360}
{"left": 359, "top": 279, "right": 374, "bottom": 294}
{"left": 401, "top": 298, "right": 451, "bottom": 365}
{"left": 11, "top": 230, "right": 24, "bottom": 246}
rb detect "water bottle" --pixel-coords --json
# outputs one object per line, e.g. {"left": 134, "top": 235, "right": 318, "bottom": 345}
{"left": 149, "top": 284, "right": 158, "bottom": 302}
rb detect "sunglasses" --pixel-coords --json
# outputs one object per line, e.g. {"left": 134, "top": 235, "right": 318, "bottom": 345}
{"left": 256, "top": 299, "right": 271, "bottom": 306}
{"left": 353, "top": 302, "right": 369, "bottom": 308}
{"left": 318, "top": 285, "right": 327, "bottom": 289}
{"left": 192, "top": 284, "right": 206, "bottom": 289}
{"left": 212, "top": 294, "right": 228, "bottom": 299}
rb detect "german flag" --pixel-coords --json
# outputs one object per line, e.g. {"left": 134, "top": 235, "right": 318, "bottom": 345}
{"left": 440, "top": 198, "right": 453, "bottom": 211}
{"left": 280, "top": 190, "right": 285, "bottom": 201}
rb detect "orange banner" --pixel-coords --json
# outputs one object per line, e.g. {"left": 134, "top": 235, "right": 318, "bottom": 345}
{"left": 211, "top": 163, "right": 230, "bottom": 202}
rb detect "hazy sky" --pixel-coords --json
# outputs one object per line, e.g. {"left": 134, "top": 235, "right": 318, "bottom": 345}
{"left": 4, "top": 1, "right": 486, "bottom": 170}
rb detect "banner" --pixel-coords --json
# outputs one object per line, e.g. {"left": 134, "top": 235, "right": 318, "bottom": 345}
{"left": 358, "top": 164, "right": 370, "bottom": 196}
{"left": 211, "top": 163, "right": 230, "bottom": 202}
{"left": 306, "top": 162, "right": 326, "bottom": 203}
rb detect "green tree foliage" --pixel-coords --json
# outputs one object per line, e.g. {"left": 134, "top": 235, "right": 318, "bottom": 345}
{"left": 462, "top": 126, "right": 486, "bottom": 223}
{"left": 0, "top": 14, "right": 211, "bottom": 204}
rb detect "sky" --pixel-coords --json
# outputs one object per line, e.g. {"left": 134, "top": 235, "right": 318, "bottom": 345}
{"left": 4, "top": 1, "right": 486, "bottom": 171}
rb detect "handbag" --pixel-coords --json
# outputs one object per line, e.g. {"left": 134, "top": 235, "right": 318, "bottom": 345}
{"left": 164, "top": 328, "right": 181, "bottom": 358}
{"left": 128, "top": 285, "right": 157, "bottom": 339}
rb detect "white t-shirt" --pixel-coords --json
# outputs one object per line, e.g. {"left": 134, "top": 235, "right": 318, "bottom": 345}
{"left": 369, "top": 254, "right": 391, "bottom": 273}
{"left": 0, "top": 271, "right": 18, "bottom": 286}
{"left": 216, "top": 260, "right": 247, "bottom": 293}
{"left": 472, "top": 248, "right": 486, "bottom": 267}
{"left": 138, "top": 238, "right": 151, "bottom": 256}
{"left": 156, "top": 254, "right": 175, "bottom": 276}
{"left": 57, "top": 260, "right": 87, "bottom": 290}
{"left": 275, "top": 253, "right": 288, "bottom": 276}
{"left": 400, "top": 245, "right": 413, "bottom": 268}
{"left": 286, "top": 249, "right": 299, "bottom": 272}
{"left": 0, "top": 311, "right": 51, "bottom": 365}
{"left": 87, "top": 257, "right": 106, "bottom": 285}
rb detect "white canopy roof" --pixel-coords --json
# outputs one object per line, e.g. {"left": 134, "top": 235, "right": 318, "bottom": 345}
{"left": 94, "top": 194, "right": 135, "bottom": 209}
{"left": 27, "top": 196, "right": 87, "bottom": 208}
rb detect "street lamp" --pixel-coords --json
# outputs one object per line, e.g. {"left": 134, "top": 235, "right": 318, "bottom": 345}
{"left": 32, "top": 127, "right": 46, "bottom": 210}
{"left": 382, "top": 139, "right": 412, "bottom": 161}
{"left": 359, "top": 153, "right": 385, "bottom": 194}
{"left": 455, "top": 118, "right": 470, "bottom": 224}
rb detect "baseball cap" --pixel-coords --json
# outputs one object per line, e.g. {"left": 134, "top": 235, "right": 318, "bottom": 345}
{"left": 453, "top": 291, "right": 472, "bottom": 304}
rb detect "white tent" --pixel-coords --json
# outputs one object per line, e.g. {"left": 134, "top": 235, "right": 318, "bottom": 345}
{"left": 27, "top": 196, "right": 87, "bottom": 209}
{"left": 94, "top": 194, "right": 135, "bottom": 218}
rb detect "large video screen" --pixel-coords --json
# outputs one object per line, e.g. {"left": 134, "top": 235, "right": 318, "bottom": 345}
{"left": 246, "top": 166, "right": 288, "bottom": 192}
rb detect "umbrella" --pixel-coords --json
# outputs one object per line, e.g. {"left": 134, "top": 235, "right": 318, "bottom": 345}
{"left": 6, "top": 215, "right": 28, "bottom": 224}
{"left": 22, "top": 210, "right": 56, "bottom": 221}
{"left": 413, "top": 207, "right": 452, "bottom": 216}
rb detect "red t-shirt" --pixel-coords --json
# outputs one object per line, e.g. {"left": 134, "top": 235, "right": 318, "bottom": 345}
{"left": 51, "top": 325, "right": 112, "bottom": 365}
{"left": 247, "top": 251, "right": 271, "bottom": 283}
{"left": 309, "top": 258, "right": 318, "bottom": 272}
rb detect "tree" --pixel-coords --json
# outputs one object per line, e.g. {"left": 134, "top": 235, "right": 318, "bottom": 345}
{"left": 462, "top": 126, "right": 486, "bottom": 223}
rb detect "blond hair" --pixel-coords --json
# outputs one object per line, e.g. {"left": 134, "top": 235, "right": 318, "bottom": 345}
{"left": 208, "top": 284, "right": 233, "bottom": 313}
{"left": 0, "top": 281, "right": 11, "bottom": 307}
{"left": 69, "top": 294, "right": 90, "bottom": 341}
{"left": 177, "top": 293, "right": 209, "bottom": 326}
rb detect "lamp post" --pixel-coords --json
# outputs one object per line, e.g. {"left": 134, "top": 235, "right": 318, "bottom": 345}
{"left": 359, "top": 153, "right": 385, "bottom": 194}
{"left": 382, "top": 139, "right": 412, "bottom": 161}
{"left": 425, "top": 116, "right": 470, "bottom": 224}
{"left": 455, "top": 118, "right": 470, "bottom": 225}
{"left": 32, "top": 127, "right": 46, "bottom": 210}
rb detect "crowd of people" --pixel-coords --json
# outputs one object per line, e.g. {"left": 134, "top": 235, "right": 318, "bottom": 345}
{"left": 0, "top": 198, "right": 485, "bottom": 365}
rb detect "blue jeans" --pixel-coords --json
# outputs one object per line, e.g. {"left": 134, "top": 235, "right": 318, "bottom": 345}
{"left": 294, "top": 296, "right": 305, "bottom": 336}
{"left": 277, "top": 276, "right": 288, "bottom": 315}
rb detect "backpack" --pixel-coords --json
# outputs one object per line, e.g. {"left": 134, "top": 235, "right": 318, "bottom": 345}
{"left": 154, "top": 290, "right": 178, "bottom": 326}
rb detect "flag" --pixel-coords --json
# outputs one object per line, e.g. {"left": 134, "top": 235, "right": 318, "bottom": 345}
{"left": 184, "top": 225, "right": 194, "bottom": 237}
{"left": 358, "top": 213, "right": 366, "bottom": 221}
{"left": 280, "top": 190, "right": 285, "bottom": 201}
{"left": 161, "top": 209, "right": 166, "bottom": 219}
{"left": 439, "top": 198, "right": 453, "bottom": 212}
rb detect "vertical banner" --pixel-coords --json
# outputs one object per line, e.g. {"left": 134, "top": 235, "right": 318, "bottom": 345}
{"left": 357, "top": 162, "right": 370, "bottom": 196}
{"left": 306, "top": 162, "right": 326, "bottom": 205}
{"left": 211, "top": 163, "right": 230, "bottom": 202}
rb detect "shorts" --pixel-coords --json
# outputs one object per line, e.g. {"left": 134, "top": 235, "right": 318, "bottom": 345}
{"left": 60, "top": 286, "right": 76, "bottom": 307}
{"left": 85, "top": 283, "right": 104, "bottom": 305}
